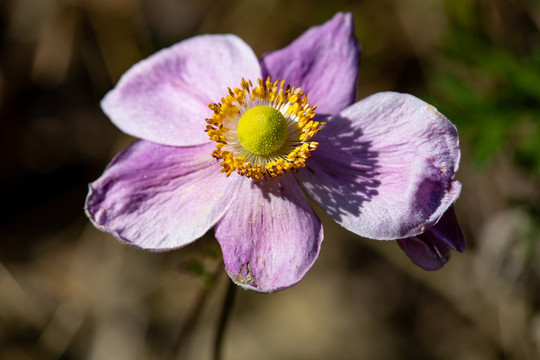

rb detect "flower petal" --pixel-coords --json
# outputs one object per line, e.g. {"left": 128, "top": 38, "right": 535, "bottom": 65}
{"left": 85, "top": 140, "right": 240, "bottom": 250}
{"left": 215, "top": 174, "right": 323, "bottom": 293}
{"left": 428, "top": 206, "right": 466, "bottom": 252}
{"left": 101, "top": 35, "right": 261, "bottom": 146}
{"left": 260, "top": 12, "right": 360, "bottom": 115}
{"left": 397, "top": 207, "right": 465, "bottom": 270}
{"left": 396, "top": 233, "right": 451, "bottom": 270}
{"left": 297, "top": 92, "right": 462, "bottom": 240}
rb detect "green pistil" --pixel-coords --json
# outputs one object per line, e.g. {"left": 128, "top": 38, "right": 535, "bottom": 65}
{"left": 237, "top": 106, "right": 288, "bottom": 156}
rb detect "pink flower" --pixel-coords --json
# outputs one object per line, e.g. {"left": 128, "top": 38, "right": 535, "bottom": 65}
{"left": 85, "top": 13, "right": 464, "bottom": 292}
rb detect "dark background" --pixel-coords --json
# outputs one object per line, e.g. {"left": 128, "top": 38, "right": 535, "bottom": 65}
{"left": 1, "top": 0, "right": 540, "bottom": 359}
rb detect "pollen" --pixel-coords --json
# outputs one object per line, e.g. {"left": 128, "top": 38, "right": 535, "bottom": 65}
{"left": 205, "top": 77, "right": 324, "bottom": 180}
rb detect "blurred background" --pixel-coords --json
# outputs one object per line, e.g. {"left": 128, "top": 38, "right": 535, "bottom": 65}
{"left": 1, "top": 0, "right": 540, "bottom": 359}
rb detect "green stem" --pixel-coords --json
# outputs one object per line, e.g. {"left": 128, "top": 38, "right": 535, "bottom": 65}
{"left": 168, "top": 283, "right": 211, "bottom": 360}
{"left": 213, "top": 279, "right": 237, "bottom": 360}
{"left": 169, "top": 263, "right": 223, "bottom": 360}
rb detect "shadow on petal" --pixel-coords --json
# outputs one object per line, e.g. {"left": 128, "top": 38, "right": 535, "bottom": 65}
{"left": 298, "top": 92, "right": 463, "bottom": 240}
{"left": 297, "top": 113, "right": 381, "bottom": 222}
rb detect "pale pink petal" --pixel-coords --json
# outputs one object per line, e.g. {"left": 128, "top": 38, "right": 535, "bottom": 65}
{"left": 297, "top": 92, "right": 461, "bottom": 240}
{"left": 260, "top": 12, "right": 360, "bottom": 114}
{"left": 215, "top": 174, "right": 323, "bottom": 293}
{"left": 85, "top": 140, "right": 240, "bottom": 250}
{"left": 101, "top": 35, "right": 261, "bottom": 146}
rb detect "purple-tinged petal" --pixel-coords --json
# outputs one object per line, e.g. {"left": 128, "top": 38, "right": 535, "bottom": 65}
{"left": 428, "top": 206, "right": 465, "bottom": 252}
{"left": 396, "top": 233, "right": 451, "bottom": 271}
{"left": 398, "top": 207, "right": 465, "bottom": 270}
{"left": 297, "top": 92, "right": 461, "bottom": 240}
{"left": 215, "top": 173, "right": 323, "bottom": 293}
{"left": 101, "top": 35, "right": 261, "bottom": 146}
{"left": 260, "top": 12, "right": 360, "bottom": 115}
{"left": 85, "top": 140, "right": 240, "bottom": 250}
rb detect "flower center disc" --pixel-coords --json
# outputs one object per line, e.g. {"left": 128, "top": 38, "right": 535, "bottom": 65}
{"left": 237, "top": 106, "right": 288, "bottom": 156}
{"left": 205, "top": 77, "right": 325, "bottom": 180}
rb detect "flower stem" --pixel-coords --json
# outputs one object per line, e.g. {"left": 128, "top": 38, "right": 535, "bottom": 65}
{"left": 169, "top": 260, "right": 223, "bottom": 360}
{"left": 168, "top": 283, "right": 211, "bottom": 360}
{"left": 213, "top": 279, "right": 237, "bottom": 360}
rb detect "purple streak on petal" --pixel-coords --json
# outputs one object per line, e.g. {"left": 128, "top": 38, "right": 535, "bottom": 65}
{"left": 85, "top": 140, "right": 240, "bottom": 250}
{"left": 260, "top": 12, "right": 360, "bottom": 115}
{"left": 101, "top": 35, "right": 261, "bottom": 146}
{"left": 398, "top": 207, "right": 464, "bottom": 270}
{"left": 297, "top": 92, "right": 462, "bottom": 240}
{"left": 397, "top": 232, "right": 450, "bottom": 271}
{"left": 427, "top": 206, "right": 466, "bottom": 252}
{"left": 215, "top": 174, "right": 323, "bottom": 293}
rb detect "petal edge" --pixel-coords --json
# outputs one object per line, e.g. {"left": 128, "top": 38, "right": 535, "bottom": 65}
{"left": 102, "top": 34, "right": 261, "bottom": 146}
{"left": 298, "top": 92, "right": 462, "bottom": 240}
{"left": 215, "top": 174, "right": 323, "bottom": 293}
{"left": 85, "top": 141, "right": 240, "bottom": 251}
{"left": 261, "top": 12, "right": 360, "bottom": 115}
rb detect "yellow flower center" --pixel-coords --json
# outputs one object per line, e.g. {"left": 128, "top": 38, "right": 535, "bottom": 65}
{"left": 237, "top": 106, "right": 288, "bottom": 156}
{"left": 205, "top": 77, "right": 324, "bottom": 180}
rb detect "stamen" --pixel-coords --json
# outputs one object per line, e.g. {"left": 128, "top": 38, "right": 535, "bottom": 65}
{"left": 205, "top": 77, "right": 324, "bottom": 180}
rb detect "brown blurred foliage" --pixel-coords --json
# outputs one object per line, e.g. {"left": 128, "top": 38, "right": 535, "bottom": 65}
{"left": 1, "top": 0, "right": 540, "bottom": 359}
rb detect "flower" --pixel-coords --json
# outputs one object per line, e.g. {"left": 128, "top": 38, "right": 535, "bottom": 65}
{"left": 85, "top": 12, "right": 464, "bottom": 292}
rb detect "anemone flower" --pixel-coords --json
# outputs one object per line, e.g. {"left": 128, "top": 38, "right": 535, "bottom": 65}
{"left": 85, "top": 12, "right": 465, "bottom": 293}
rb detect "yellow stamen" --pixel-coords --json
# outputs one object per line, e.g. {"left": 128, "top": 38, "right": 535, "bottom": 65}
{"left": 205, "top": 77, "right": 324, "bottom": 180}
